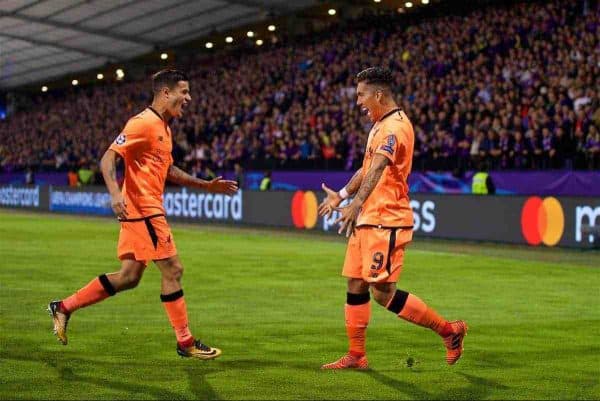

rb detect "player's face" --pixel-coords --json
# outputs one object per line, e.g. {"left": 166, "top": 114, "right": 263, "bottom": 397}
{"left": 356, "top": 82, "right": 382, "bottom": 122}
{"left": 167, "top": 81, "right": 191, "bottom": 118}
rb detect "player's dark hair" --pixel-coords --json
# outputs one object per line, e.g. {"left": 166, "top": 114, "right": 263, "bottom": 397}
{"left": 152, "top": 69, "right": 189, "bottom": 94}
{"left": 356, "top": 67, "right": 394, "bottom": 89}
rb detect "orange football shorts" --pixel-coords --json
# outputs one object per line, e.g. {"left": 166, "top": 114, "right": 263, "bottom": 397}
{"left": 117, "top": 214, "right": 177, "bottom": 264}
{"left": 342, "top": 226, "right": 413, "bottom": 283}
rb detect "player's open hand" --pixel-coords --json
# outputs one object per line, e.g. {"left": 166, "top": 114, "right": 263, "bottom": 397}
{"left": 206, "top": 176, "right": 238, "bottom": 195}
{"left": 334, "top": 201, "right": 361, "bottom": 238}
{"left": 318, "top": 183, "right": 342, "bottom": 218}
{"left": 111, "top": 192, "right": 128, "bottom": 220}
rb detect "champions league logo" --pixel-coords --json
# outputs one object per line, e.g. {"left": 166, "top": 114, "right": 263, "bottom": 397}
{"left": 380, "top": 135, "right": 396, "bottom": 154}
{"left": 115, "top": 133, "right": 126, "bottom": 145}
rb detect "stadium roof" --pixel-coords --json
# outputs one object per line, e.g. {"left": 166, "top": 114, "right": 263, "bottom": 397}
{"left": 0, "top": 0, "right": 315, "bottom": 89}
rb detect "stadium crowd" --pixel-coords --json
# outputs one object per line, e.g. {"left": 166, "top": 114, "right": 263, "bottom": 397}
{"left": 0, "top": 0, "right": 598, "bottom": 178}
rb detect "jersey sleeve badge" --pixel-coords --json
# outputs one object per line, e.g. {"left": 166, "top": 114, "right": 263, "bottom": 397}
{"left": 380, "top": 134, "right": 396, "bottom": 155}
{"left": 115, "top": 133, "right": 126, "bottom": 145}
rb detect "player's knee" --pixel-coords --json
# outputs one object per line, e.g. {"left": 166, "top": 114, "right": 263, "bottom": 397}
{"left": 121, "top": 271, "right": 142, "bottom": 289}
{"left": 372, "top": 286, "right": 395, "bottom": 306}
{"left": 371, "top": 290, "right": 388, "bottom": 306}
{"left": 173, "top": 266, "right": 183, "bottom": 282}
{"left": 347, "top": 278, "right": 369, "bottom": 293}
{"left": 128, "top": 274, "right": 142, "bottom": 289}
{"left": 165, "top": 263, "right": 184, "bottom": 282}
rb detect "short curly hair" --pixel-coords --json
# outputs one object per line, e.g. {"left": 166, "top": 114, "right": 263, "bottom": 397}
{"left": 356, "top": 67, "right": 393, "bottom": 88}
{"left": 152, "top": 69, "right": 189, "bottom": 94}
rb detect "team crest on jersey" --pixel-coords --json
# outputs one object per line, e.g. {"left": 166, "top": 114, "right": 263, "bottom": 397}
{"left": 115, "top": 133, "right": 126, "bottom": 145}
{"left": 380, "top": 134, "right": 396, "bottom": 155}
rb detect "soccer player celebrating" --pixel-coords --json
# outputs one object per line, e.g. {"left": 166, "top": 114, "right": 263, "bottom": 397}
{"left": 319, "top": 67, "right": 467, "bottom": 369}
{"left": 48, "top": 69, "right": 237, "bottom": 359}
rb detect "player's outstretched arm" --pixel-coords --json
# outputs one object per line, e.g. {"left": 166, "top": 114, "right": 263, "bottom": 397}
{"left": 318, "top": 168, "right": 363, "bottom": 218}
{"left": 167, "top": 164, "right": 238, "bottom": 195}
{"left": 100, "top": 149, "right": 127, "bottom": 219}
{"left": 345, "top": 167, "right": 364, "bottom": 196}
{"left": 352, "top": 156, "right": 388, "bottom": 205}
{"left": 334, "top": 155, "right": 389, "bottom": 237}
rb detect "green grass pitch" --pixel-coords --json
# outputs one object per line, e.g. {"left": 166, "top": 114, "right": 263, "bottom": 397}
{"left": 1, "top": 210, "right": 599, "bottom": 400}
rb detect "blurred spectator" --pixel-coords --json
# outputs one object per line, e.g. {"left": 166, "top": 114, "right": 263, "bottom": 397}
{"left": 77, "top": 164, "right": 94, "bottom": 186}
{"left": 511, "top": 131, "right": 531, "bottom": 169}
{"left": 68, "top": 168, "right": 79, "bottom": 187}
{"left": 201, "top": 163, "right": 216, "bottom": 180}
{"left": 260, "top": 171, "right": 272, "bottom": 191}
{"left": 25, "top": 167, "right": 34, "bottom": 185}
{"left": 234, "top": 163, "right": 245, "bottom": 190}
{"left": 586, "top": 125, "right": 600, "bottom": 169}
{"left": 472, "top": 163, "right": 496, "bottom": 195}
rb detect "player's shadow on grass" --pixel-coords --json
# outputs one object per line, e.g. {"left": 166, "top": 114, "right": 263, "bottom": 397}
{"left": 452, "top": 372, "right": 510, "bottom": 399}
{"left": 48, "top": 361, "right": 186, "bottom": 400}
{"left": 183, "top": 357, "right": 323, "bottom": 400}
{"left": 183, "top": 358, "right": 285, "bottom": 401}
{"left": 364, "top": 369, "right": 433, "bottom": 399}
{"left": 468, "top": 350, "right": 520, "bottom": 369}
{"left": 184, "top": 365, "right": 219, "bottom": 400}
{"left": 364, "top": 369, "right": 510, "bottom": 400}
{"left": 2, "top": 346, "right": 186, "bottom": 400}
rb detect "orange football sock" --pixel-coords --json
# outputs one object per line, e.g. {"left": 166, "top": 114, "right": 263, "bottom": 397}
{"left": 386, "top": 290, "right": 452, "bottom": 337}
{"left": 161, "top": 290, "right": 194, "bottom": 347}
{"left": 61, "top": 274, "right": 115, "bottom": 313}
{"left": 345, "top": 292, "right": 371, "bottom": 357}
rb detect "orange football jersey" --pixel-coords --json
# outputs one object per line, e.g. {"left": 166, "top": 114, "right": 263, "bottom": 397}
{"left": 356, "top": 108, "right": 414, "bottom": 228}
{"left": 109, "top": 107, "right": 173, "bottom": 219}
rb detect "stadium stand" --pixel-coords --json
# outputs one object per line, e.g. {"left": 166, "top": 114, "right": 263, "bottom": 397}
{"left": 0, "top": 0, "right": 598, "bottom": 177}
